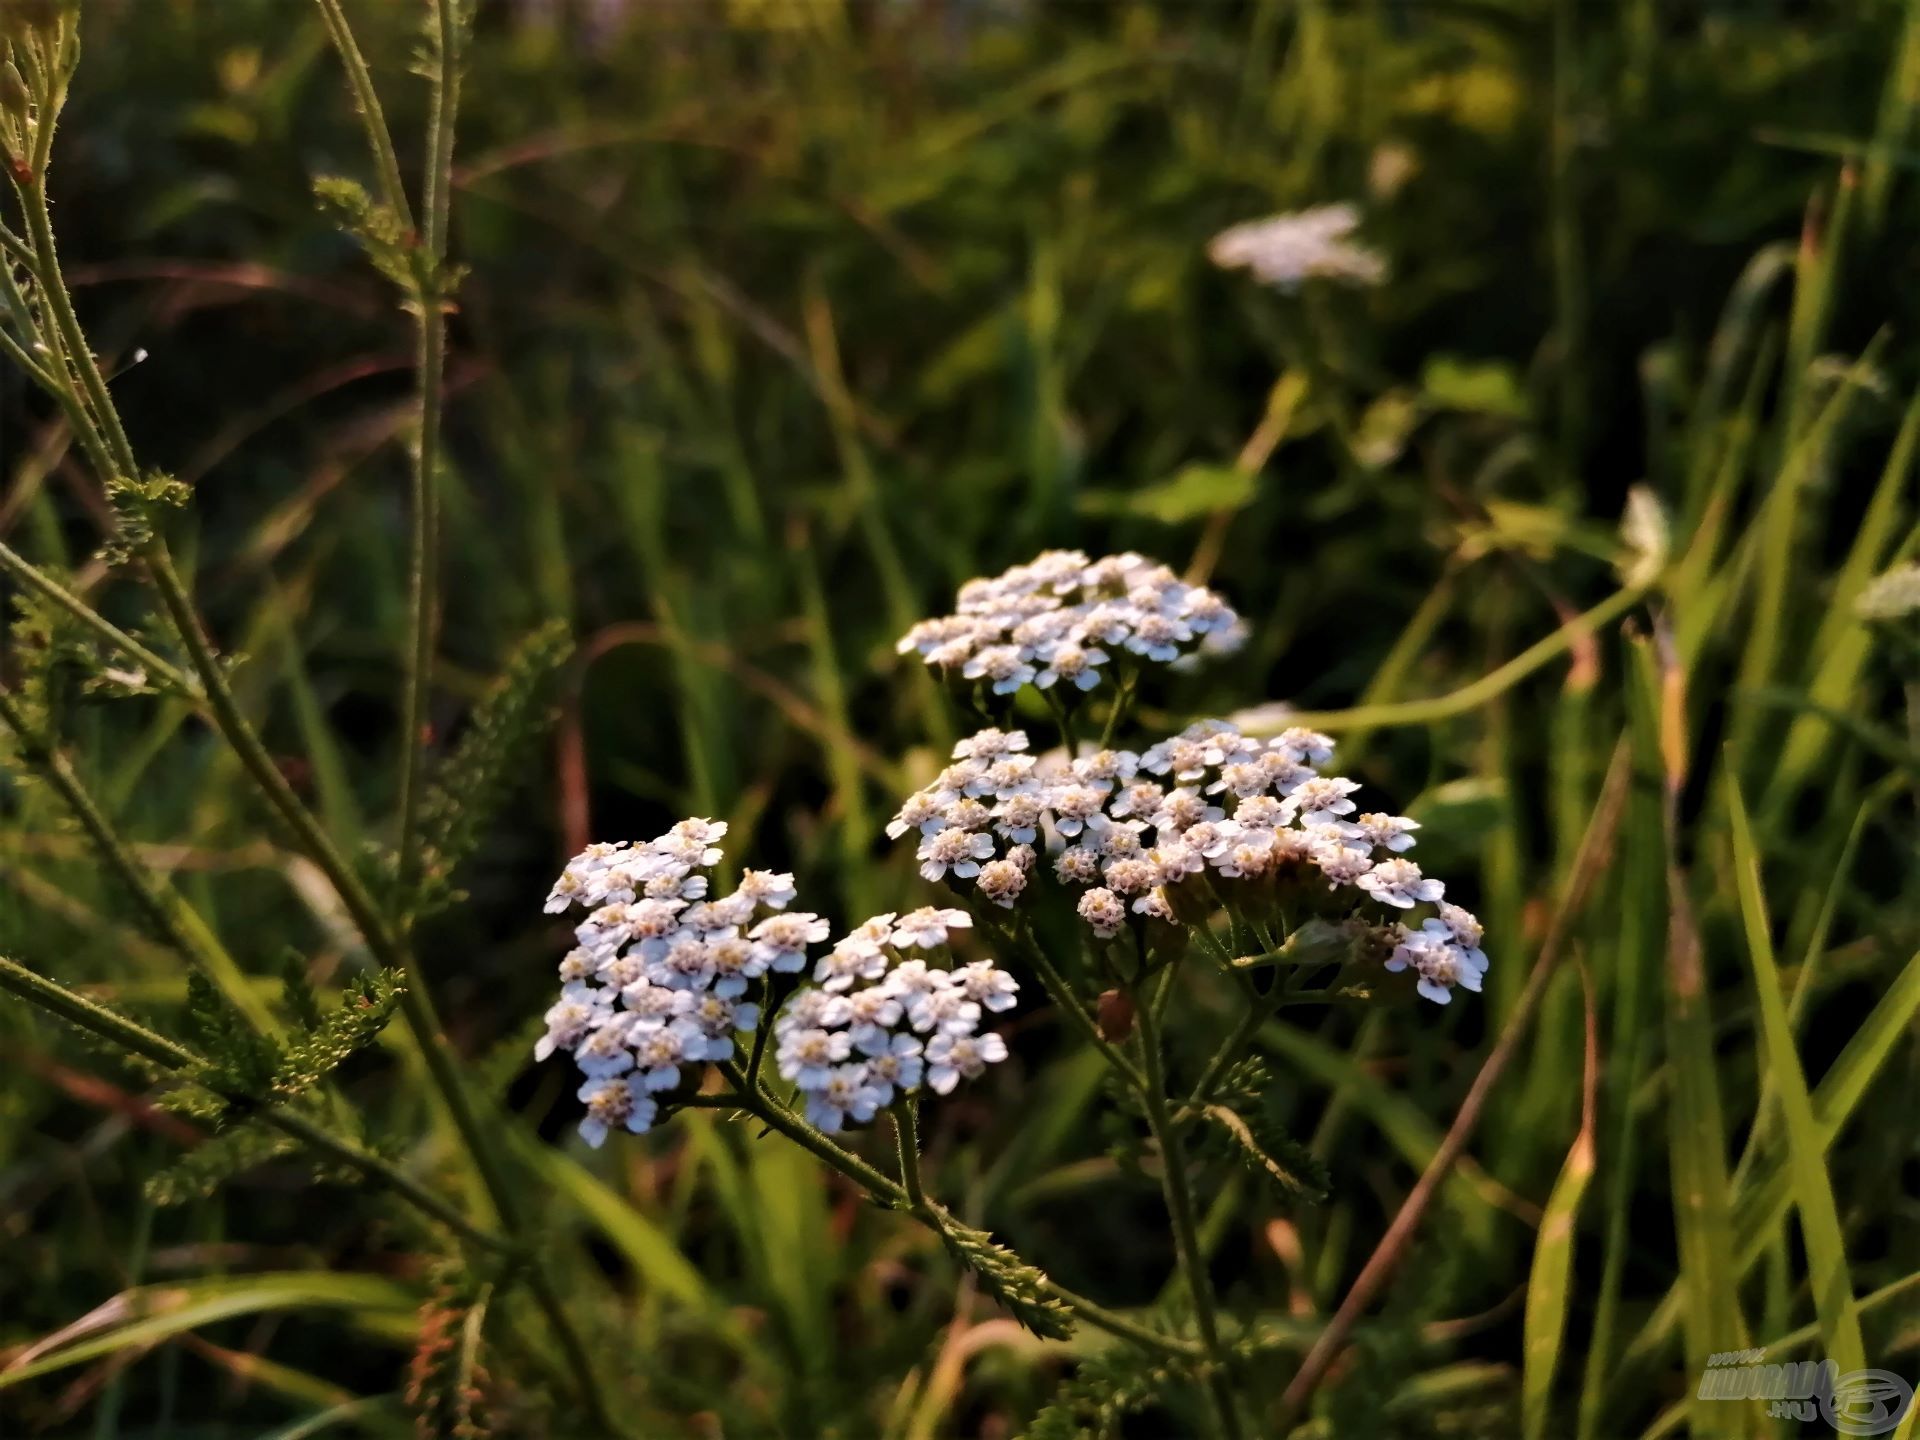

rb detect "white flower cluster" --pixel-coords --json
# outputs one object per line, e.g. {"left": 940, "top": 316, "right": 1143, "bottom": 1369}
{"left": 537, "top": 822, "right": 1020, "bottom": 1146}
{"left": 894, "top": 550, "right": 1246, "bottom": 696}
{"left": 1208, "top": 204, "right": 1387, "bottom": 290}
{"left": 889, "top": 720, "right": 1489, "bottom": 1004}
{"left": 774, "top": 906, "right": 1018, "bottom": 1133}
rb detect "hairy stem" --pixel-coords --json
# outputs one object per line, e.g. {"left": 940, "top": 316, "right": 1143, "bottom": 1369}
{"left": 1135, "top": 973, "right": 1242, "bottom": 1439}
{"left": 716, "top": 1066, "right": 1202, "bottom": 1360}
{"left": 893, "top": 1099, "right": 927, "bottom": 1209}
{"left": 996, "top": 916, "right": 1145, "bottom": 1088}
{"left": 0, "top": 541, "right": 198, "bottom": 696}
{"left": 396, "top": 0, "right": 462, "bottom": 904}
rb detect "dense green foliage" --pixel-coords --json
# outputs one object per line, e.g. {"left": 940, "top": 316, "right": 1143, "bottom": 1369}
{"left": 2, "top": 1, "right": 1917, "bottom": 1435}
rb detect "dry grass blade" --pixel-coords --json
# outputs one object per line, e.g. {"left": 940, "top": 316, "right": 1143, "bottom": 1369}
{"left": 1520, "top": 959, "right": 1600, "bottom": 1440}
{"left": 1277, "top": 735, "right": 1633, "bottom": 1421}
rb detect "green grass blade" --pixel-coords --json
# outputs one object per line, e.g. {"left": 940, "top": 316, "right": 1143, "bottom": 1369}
{"left": 1726, "top": 779, "right": 1865, "bottom": 1376}
{"left": 1521, "top": 963, "right": 1598, "bottom": 1440}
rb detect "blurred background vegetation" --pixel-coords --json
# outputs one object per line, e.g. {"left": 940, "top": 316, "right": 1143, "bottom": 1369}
{"left": 2, "top": 0, "right": 1918, "bottom": 1435}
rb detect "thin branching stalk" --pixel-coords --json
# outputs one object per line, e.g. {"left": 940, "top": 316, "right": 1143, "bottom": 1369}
{"left": 715, "top": 1064, "right": 1202, "bottom": 1360}
{"left": 1135, "top": 967, "right": 1242, "bottom": 1440}
{"left": 310, "top": 0, "right": 414, "bottom": 229}
{"left": 0, "top": 23, "right": 625, "bottom": 1433}
{"left": 396, "top": 0, "right": 462, "bottom": 904}
{"left": 0, "top": 954, "right": 502, "bottom": 1253}
{"left": 893, "top": 1099, "right": 927, "bottom": 1210}
{"left": 0, "top": 541, "right": 198, "bottom": 695}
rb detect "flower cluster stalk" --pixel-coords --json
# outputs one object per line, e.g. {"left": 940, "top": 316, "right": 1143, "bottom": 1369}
{"left": 0, "top": 10, "right": 622, "bottom": 1433}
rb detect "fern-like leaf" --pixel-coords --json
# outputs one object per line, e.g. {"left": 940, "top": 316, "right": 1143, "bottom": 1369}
{"left": 145, "top": 1119, "right": 295, "bottom": 1206}
{"left": 271, "top": 968, "right": 406, "bottom": 1101}
{"left": 412, "top": 620, "right": 572, "bottom": 916}
{"left": 934, "top": 1214, "right": 1075, "bottom": 1340}
{"left": 1026, "top": 1345, "right": 1193, "bottom": 1440}
{"left": 183, "top": 972, "right": 280, "bottom": 1097}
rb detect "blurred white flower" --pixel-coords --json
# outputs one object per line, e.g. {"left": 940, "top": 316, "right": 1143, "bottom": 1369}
{"left": 1208, "top": 204, "right": 1387, "bottom": 290}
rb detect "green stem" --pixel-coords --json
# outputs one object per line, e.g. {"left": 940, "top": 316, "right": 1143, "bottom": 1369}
{"left": 0, "top": 954, "right": 502, "bottom": 1254}
{"left": 997, "top": 917, "right": 1145, "bottom": 1088}
{"left": 396, "top": 0, "right": 461, "bottom": 903}
{"left": 718, "top": 1065, "right": 1201, "bottom": 1360}
{"left": 4, "top": 38, "right": 622, "bottom": 1437}
{"left": 893, "top": 1099, "right": 927, "bottom": 1209}
{"left": 1099, "top": 669, "right": 1137, "bottom": 748}
{"left": 309, "top": 0, "right": 415, "bottom": 231}
{"left": 1135, "top": 975, "right": 1242, "bottom": 1439}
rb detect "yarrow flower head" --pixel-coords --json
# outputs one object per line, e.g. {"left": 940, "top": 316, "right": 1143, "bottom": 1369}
{"left": 1207, "top": 204, "right": 1388, "bottom": 290}
{"left": 895, "top": 551, "right": 1244, "bottom": 700}
{"left": 538, "top": 824, "right": 1018, "bottom": 1145}
{"left": 771, "top": 910, "right": 1018, "bottom": 1131}
{"left": 886, "top": 712, "right": 1490, "bottom": 1007}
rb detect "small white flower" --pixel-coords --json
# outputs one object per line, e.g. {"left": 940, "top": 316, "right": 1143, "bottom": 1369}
{"left": 572, "top": 1015, "right": 637, "bottom": 1077}
{"left": 1078, "top": 887, "right": 1126, "bottom": 939}
{"left": 1351, "top": 812, "right": 1419, "bottom": 853}
{"left": 1123, "top": 612, "right": 1190, "bottom": 663}
{"left": 917, "top": 826, "right": 996, "bottom": 882}
{"left": 1151, "top": 840, "right": 1205, "bottom": 883}
{"left": 1035, "top": 643, "right": 1108, "bottom": 691}
{"left": 749, "top": 911, "right": 831, "bottom": 972}
{"left": 577, "top": 1075, "right": 656, "bottom": 1148}
{"left": 656, "top": 935, "right": 717, "bottom": 991}
{"left": 1131, "top": 890, "right": 1173, "bottom": 921}
{"left": 909, "top": 982, "right": 983, "bottom": 1037}
{"left": 1422, "top": 905, "right": 1488, "bottom": 975}
{"left": 976, "top": 858, "right": 1027, "bottom": 909}
{"left": 1109, "top": 780, "right": 1165, "bottom": 820}
{"left": 777, "top": 1026, "right": 853, "bottom": 1090}
{"left": 704, "top": 935, "right": 763, "bottom": 998}
{"left": 963, "top": 644, "right": 1037, "bottom": 694}
{"left": 925, "top": 1032, "right": 1009, "bottom": 1094}
{"left": 1310, "top": 837, "right": 1374, "bottom": 886}
{"left": 1273, "top": 727, "right": 1336, "bottom": 766}
{"left": 891, "top": 906, "right": 973, "bottom": 950}
{"left": 950, "top": 960, "right": 1019, "bottom": 1012}
{"left": 861, "top": 1035, "right": 925, "bottom": 1103}
{"left": 631, "top": 1021, "right": 705, "bottom": 1091}
{"left": 1356, "top": 857, "right": 1444, "bottom": 909}
{"left": 622, "top": 980, "right": 693, "bottom": 1024}
{"left": 1150, "top": 788, "right": 1222, "bottom": 833}
{"left": 736, "top": 869, "right": 797, "bottom": 909}
{"left": 992, "top": 791, "right": 1045, "bottom": 844}
{"left": 1282, "top": 775, "right": 1362, "bottom": 826}
{"left": 1055, "top": 845, "right": 1102, "bottom": 884}
{"left": 536, "top": 991, "right": 611, "bottom": 1062}
{"left": 847, "top": 988, "right": 907, "bottom": 1053}
{"left": 953, "top": 727, "right": 1031, "bottom": 761}
{"left": 776, "top": 989, "right": 852, "bottom": 1036}
{"left": 804, "top": 1063, "right": 882, "bottom": 1133}
{"left": 815, "top": 941, "right": 889, "bottom": 993}
{"left": 888, "top": 790, "right": 948, "bottom": 839}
